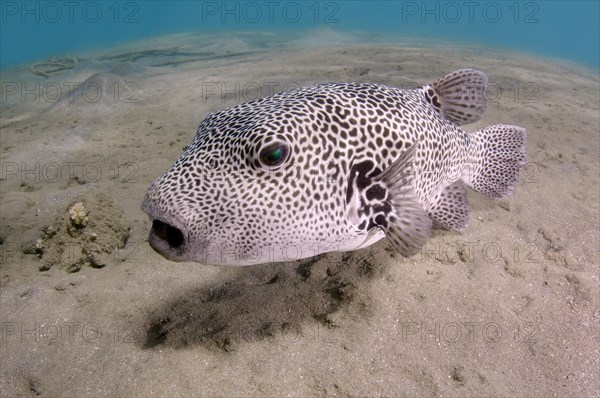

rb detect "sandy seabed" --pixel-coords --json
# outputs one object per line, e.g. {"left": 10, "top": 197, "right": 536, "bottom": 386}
{"left": 0, "top": 31, "right": 598, "bottom": 397}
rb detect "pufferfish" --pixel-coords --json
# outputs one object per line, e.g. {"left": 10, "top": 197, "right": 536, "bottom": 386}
{"left": 142, "top": 69, "right": 527, "bottom": 265}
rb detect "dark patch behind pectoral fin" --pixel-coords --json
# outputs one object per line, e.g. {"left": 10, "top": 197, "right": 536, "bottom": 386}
{"left": 374, "top": 143, "right": 432, "bottom": 256}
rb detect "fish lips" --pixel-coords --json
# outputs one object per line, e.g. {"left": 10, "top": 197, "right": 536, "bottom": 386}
{"left": 141, "top": 196, "right": 189, "bottom": 262}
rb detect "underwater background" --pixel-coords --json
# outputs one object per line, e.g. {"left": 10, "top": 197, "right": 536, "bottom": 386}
{"left": 1, "top": 0, "right": 599, "bottom": 69}
{"left": 1, "top": 1, "right": 599, "bottom": 397}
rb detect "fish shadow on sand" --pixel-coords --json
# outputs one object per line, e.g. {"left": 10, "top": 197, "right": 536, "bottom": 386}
{"left": 139, "top": 249, "right": 386, "bottom": 352}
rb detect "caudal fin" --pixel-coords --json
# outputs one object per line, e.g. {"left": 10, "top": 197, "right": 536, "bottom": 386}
{"left": 462, "top": 124, "right": 527, "bottom": 198}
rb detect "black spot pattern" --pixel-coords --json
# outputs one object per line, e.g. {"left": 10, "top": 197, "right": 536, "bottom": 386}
{"left": 463, "top": 124, "right": 527, "bottom": 198}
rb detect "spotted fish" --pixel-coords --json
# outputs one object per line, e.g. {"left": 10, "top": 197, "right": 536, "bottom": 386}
{"left": 142, "top": 69, "right": 527, "bottom": 265}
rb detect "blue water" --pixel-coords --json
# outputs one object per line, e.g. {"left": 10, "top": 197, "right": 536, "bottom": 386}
{"left": 1, "top": 1, "right": 599, "bottom": 69}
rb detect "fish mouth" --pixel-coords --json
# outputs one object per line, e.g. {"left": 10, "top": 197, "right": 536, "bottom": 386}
{"left": 146, "top": 218, "right": 188, "bottom": 261}
{"left": 142, "top": 196, "right": 188, "bottom": 261}
{"left": 150, "top": 220, "right": 185, "bottom": 248}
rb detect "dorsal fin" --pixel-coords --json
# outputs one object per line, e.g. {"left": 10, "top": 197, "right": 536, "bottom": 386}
{"left": 423, "top": 69, "right": 488, "bottom": 126}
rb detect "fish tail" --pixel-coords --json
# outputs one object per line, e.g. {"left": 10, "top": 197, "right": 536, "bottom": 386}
{"left": 462, "top": 124, "right": 527, "bottom": 198}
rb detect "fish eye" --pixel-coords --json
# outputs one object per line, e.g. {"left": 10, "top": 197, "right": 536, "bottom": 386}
{"left": 258, "top": 141, "right": 290, "bottom": 169}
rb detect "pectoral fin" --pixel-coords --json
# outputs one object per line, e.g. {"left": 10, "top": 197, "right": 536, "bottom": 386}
{"left": 373, "top": 143, "right": 432, "bottom": 256}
